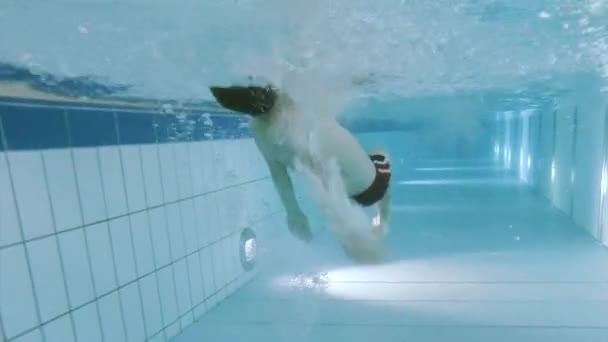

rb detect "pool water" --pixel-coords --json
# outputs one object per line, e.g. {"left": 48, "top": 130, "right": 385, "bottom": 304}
{"left": 0, "top": 1, "right": 607, "bottom": 342}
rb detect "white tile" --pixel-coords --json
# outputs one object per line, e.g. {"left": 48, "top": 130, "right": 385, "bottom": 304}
{"left": 198, "top": 248, "right": 216, "bottom": 300}
{"left": 140, "top": 274, "right": 163, "bottom": 337}
{"left": 157, "top": 266, "right": 178, "bottom": 325}
{"left": 73, "top": 148, "right": 106, "bottom": 224}
{"left": 140, "top": 144, "right": 163, "bottom": 207}
{"left": 148, "top": 208, "right": 171, "bottom": 268}
{"left": 44, "top": 314, "right": 76, "bottom": 342}
{"left": 0, "top": 153, "right": 21, "bottom": 246}
{"left": 43, "top": 149, "right": 82, "bottom": 232}
{"left": 8, "top": 151, "right": 53, "bottom": 239}
{"left": 148, "top": 331, "right": 166, "bottom": 342}
{"left": 193, "top": 195, "right": 217, "bottom": 247}
{"left": 121, "top": 145, "right": 146, "bottom": 212}
{"left": 130, "top": 212, "right": 155, "bottom": 276}
{"left": 211, "top": 243, "right": 227, "bottom": 291}
{"left": 173, "top": 259, "right": 192, "bottom": 316}
{"left": 227, "top": 233, "right": 241, "bottom": 282}
{"left": 98, "top": 146, "right": 127, "bottom": 218}
{"left": 174, "top": 143, "right": 193, "bottom": 199}
{"left": 187, "top": 253, "right": 204, "bottom": 306}
{"left": 120, "top": 282, "right": 146, "bottom": 342}
{"left": 159, "top": 144, "right": 179, "bottom": 202}
{"left": 166, "top": 203, "right": 185, "bottom": 260}
{"left": 165, "top": 320, "right": 181, "bottom": 340}
{"left": 98, "top": 291, "right": 126, "bottom": 342}
{"left": 0, "top": 245, "right": 38, "bottom": 338}
{"left": 221, "top": 140, "right": 243, "bottom": 185}
{"left": 12, "top": 328, "right": 43, "bottom": 342}
{"left": 188, "top": 142, "right": 205, "bottom": 195}
{"left": 87, "top": 222, "right": 118, "bottom": 295}
{"left": 180, "top": 200, "right": 198, "bottom": 253}
{"left": 58, "top": 228, "right": 95, "bottom": 307}
{"left": 193, "top": 301, "right": 207, "bottom": 320}
{"left": 217, "top": 187, "right": 245, "bottom": 236}
{"left": 27, "top": 237, "right": 69, "bottom": 321}
{"left": 73, "top": 302, "right": 102, "bottom": 342}
{"left": 108, "top": 217, "right": 136, "bottom": 286}
{"left": 180, "top": 312, "right": 193, "bottom": 331}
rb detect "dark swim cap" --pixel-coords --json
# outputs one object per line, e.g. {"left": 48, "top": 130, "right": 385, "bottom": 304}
{"left": 209, "top": 85, "right": 277, "bottom": 116}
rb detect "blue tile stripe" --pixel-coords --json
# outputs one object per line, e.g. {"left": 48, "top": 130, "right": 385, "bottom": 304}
{"left": 0, "top": 95, "right": 419, "bottom": 151}
{"left": 0, "top": 97, "right": 251, "bottom": 151}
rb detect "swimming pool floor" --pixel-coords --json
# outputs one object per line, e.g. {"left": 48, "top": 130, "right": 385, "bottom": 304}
{"left": 174, "top": 160, "right": 608, "bottom": 342}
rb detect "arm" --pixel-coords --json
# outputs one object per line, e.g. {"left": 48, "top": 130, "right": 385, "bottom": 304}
{"left": 266, "top": 159, "right": 302, "bottom": 216}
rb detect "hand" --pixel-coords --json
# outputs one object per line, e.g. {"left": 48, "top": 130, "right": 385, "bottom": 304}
{"left": 372, "top": 214, "right": 385, "bottom": 238}
{"left": 287, "top": 211, "right": 313, "bottom": 242}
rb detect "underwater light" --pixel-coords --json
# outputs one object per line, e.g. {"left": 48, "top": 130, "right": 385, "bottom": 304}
{"left": 239, "top": 227, "right": 257, "bottom": 271}
{"left": 551, "top": 160, "right": 556, "bottom": 183}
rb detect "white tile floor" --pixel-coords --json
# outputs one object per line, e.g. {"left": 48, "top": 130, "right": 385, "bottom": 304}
{"left": 174, "top": 161, "right": 608, "bottom": 342}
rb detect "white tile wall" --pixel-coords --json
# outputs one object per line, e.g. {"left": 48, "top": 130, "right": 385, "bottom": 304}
{"left": 58, "top": 228, "right": 95, "bottom": 308}
{"left": 121, "top": 145, "right": 147, "bottom": 212}
{"left": 73, "top": 148, "right": 106, "bottom": 224}
{"left": 98, "top": 146, "right": 128, "bottom": 218}
{"left": 43, "top": 149, "right": 82, "bottom": 232}
{"left": 9, "top": 151, "right": 54, "bottom": 240}
{"left": 1, "top": 137, "right": 282, "bottom": 342}
{"left": 140, "top": 144, "right": 164, "bottom": 207}
{"left": 43, "top": 314, "right": 75, "bottom": 342}
{"left": 120, "top": 282, "right": 146, "bottom": 342}
{"left": 159, "top": 144, "right": 179, "bottom": 202}
{"left": 166, "top": 203, "right": 185, "bottom": 261}
{"left": 157, "top": 266, "right": 179, "bottom": 328}
{"left": 108, "top": 217, "right": 136, "bottom": 286}
{"left": 87, "top": 222, "right": 118, "bottom": 295}
{"left": 0, "top": 245, "right": 39, "bottom": 339}
{"left": 148, "top": 207, "right": 172, "bottom": 268}
{"left": 98, "top": 291, "right": 126, "bottom": 342}
{"left": 140, "top": 274, "right": 163, "bottom": 337}
{"left": 27, "top": 236, "right": 69, "bottom": 322}
{"left": 12, "top": 329, "right": 42, "bottom": 342}
{"left": 174, "top": 143, "right": 193, "bottom": 199}
{"left": 73, "top": 302, "right": 102, "bottom": 342}
{"left": 130, "top": 212, "right": 155, "bottom": 276}
{"left": 0, "top": 153, "right": 20, "bottom": 247}
{"left": 179, "top": 200, "right": 198, "bottom": 254}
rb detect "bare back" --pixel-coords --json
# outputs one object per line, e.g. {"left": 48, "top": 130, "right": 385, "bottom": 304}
{"left": 250, "top": 107, "right": 376, "bottom": 197}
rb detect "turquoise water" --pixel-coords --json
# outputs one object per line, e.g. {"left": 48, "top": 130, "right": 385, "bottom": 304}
{"left": 0, "top": 1, "right": 607, "bottom": 341}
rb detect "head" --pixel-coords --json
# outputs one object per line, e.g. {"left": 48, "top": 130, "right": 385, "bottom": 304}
{"left": 209, "top": 84, "right": 280, "bottom": 117}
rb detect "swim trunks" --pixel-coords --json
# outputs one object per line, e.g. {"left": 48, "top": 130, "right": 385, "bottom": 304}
{"left": 352, "top": 154, "right": 391, "bottom": 207}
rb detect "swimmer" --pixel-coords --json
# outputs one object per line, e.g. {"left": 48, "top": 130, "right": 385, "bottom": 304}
{"left": 209, "top": 84, "right": 392, "bottom": 263}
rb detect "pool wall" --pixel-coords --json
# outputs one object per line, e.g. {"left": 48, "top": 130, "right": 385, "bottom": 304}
{"left": 0, "top": 97, "right": 284, "bottom": 342}
{"left": 501, "top": 75, "right": 608, "bottom": 246}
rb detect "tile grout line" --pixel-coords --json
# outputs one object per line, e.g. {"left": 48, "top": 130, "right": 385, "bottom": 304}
{"left": 0, "top": 113, "right": 9, "bottom": 342}
{"left": 138, "top": 141, "right": 170, "bottom": 342}
{"left": 96, "top": 112, "right": 131, "bottom": 342}
{"left": 172, "top": 142, "right": 197, "bottom": 328}
{"left": 147, "top": 271, "right": 251, "bottom": 341}
{"left": 0, "top": 175, "right": 270, "bottom": 251}
{"left": 39, "top": 144, "right": 79, "bottom": 342}
{"left": 207, "top": 140, "right": 219, "bottom": 297}
{"left": 5, "top": 209, "right": 283, "bottom": 342}
{"left": 153, "top": 128, "right": 186, "bottom": 335}
{"left": 114, "top": 112, "right": 151, "bottom": 340}
{"left": 188, "top": 143, "right": 210, "bottom": 321}
{"left": 0, "top": 115, "right": 48, "bottom": 342}
{"left": 65, "top": 112, "right": 107, "bottom": 342}
{"left": 157, "top": 143, "right": 185, "bottom": 334}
